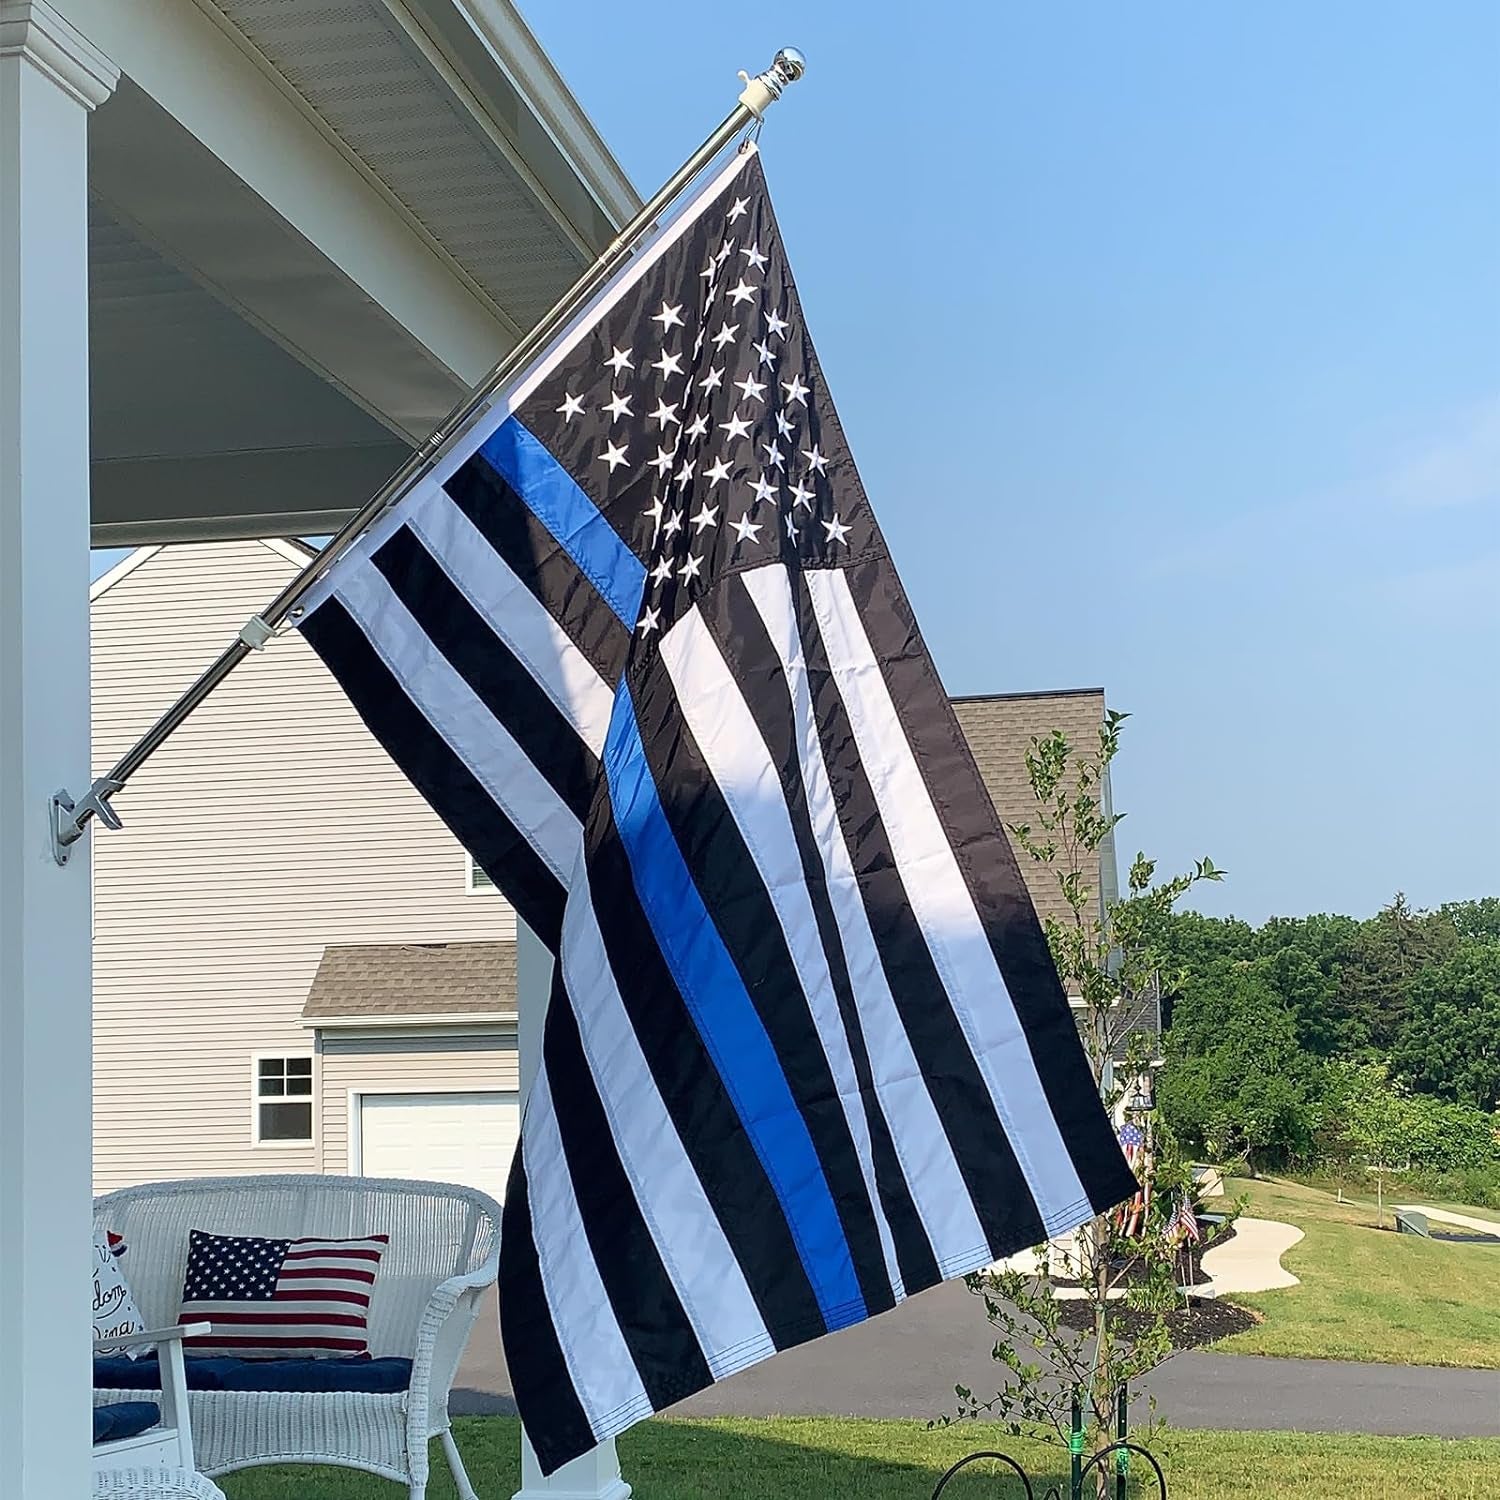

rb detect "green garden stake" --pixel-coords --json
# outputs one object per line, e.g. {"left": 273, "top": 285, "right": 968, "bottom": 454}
{"left": 1115, "top": 1384, "right": 1130, "bottom": 1500}
{"left": 1070, "top": 1388, "right": 1085, "bottom": 1500}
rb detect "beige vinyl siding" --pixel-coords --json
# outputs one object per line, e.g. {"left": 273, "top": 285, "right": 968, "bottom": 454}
{"left": 318, "top": 1032, "right": 520, "bottom": 1175}
{"left": 91, "top": 541, "right": 516, "bottom": 1191}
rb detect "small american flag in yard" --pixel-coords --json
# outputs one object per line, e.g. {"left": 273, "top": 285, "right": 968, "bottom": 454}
{"left": 180, "top": 1230, "right": 387, "bottom": 1358}
{"left": 1170, "top": 1194, "right": 1202, "bottom": 1245}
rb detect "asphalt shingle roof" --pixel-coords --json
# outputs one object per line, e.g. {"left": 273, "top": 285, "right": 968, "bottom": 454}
{"left": 301, "top": 940, "right": 515, "bottom": 1021}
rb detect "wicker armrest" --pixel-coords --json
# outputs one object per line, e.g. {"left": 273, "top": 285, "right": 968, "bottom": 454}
{"left": 93, "top": 1323, "right": 210, "bottom": 1356}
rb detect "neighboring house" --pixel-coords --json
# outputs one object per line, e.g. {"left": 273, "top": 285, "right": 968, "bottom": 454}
{"left": 951, "top": 689, "right": 1121, "bottom": 931}
{"left": 91, "top": 542, "right": 1122, "bottom": 1198}
{"left": 90, "top": 540, "right": 519, "bottom": 1199}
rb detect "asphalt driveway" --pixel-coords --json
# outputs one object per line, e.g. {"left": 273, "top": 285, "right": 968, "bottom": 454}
{"left": 453, "top": 1282, "right": 1500, "bottom": 1439}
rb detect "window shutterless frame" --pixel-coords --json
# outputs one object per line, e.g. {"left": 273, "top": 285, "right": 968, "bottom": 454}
{"left": 251, "top": 1054, "right": 315, "bottom": 1145}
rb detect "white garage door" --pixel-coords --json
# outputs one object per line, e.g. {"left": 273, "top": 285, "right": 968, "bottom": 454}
{"left": 357, "top": 1091, "right": 519, "bottom": 1205}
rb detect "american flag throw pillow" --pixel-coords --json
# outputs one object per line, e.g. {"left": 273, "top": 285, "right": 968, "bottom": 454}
{"left": 179, "top": 1229, "right": 388, "bottom": 1358}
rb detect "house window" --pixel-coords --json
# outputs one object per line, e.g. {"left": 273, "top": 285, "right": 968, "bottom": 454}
{"left": 255, "top": 1057, "right": 313, "bottom": 1142}
{"left": 467, "top": 853, "right": 497, "bottom": 893}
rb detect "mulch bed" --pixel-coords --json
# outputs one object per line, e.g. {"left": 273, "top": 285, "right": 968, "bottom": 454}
{"left": 1050, "top": 1223, "right": 1236, "bottom": 1293}
{"left": 1055, "top": 1294, "right": 1258, "bottom": 1350}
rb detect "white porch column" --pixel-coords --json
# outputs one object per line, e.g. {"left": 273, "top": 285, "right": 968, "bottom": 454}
{"left": 514, "top": 920, "right": 631, "bottom": 1500}
{"left": 0, "top": 4, "right": 117, "bottom": 1497}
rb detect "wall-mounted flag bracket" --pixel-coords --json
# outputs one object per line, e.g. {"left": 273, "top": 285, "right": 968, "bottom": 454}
{"left": 51, "top": 778, "right": 123, "bottom": 865}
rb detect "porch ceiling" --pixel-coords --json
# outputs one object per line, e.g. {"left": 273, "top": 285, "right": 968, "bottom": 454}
{"left": 79, "top": 0, "right": 638, "bottom": 545}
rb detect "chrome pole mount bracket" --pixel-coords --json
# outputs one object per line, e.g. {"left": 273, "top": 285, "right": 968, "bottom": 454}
{"left": 50, "top": 777, "right": 124, "bottom": 866}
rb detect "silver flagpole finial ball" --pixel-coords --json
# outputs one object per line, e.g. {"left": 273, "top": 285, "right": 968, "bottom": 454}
{"left": 773, "top": 47, "right": 807, "bottom": 84}
{"left": 739, "top": 46, "right": 806, "bottom": 117}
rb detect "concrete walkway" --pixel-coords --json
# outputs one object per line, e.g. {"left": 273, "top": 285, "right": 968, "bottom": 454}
{"left": 1199, "top": 1216, "right": 1304, "bottom": 1293}
{"left": 1395, "top": 1204, "right": 1500, "bottom": 1237}
{"left": 453, "top": 1282, "right": 1500, "bottom": 1437}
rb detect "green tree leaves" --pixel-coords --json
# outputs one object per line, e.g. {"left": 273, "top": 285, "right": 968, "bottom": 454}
{"left": 1392, "top": 943, "right": 1500, "bottom": 1112}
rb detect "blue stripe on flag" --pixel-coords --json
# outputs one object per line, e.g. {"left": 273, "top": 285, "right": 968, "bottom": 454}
{"left": 602, "top": 682, "right": 866, "bottom": 1333}
{"left": 477, "top": 417, "right": 646, "bottom": 626}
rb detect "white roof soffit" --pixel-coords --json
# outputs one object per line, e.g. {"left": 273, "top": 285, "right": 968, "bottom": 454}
{"left": 71, "top": 0, "right": 640, "bottom": 544}
{"left": 73, "top": 0, "right": 638, "bottom": 341}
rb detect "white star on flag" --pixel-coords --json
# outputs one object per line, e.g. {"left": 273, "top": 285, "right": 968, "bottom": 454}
{"left": 652, "top": 302, "right": 685, "bottom": 332}
{"left": 557, "top": 392, "right": 585, "bottom": 420}
{"left": 599, "top": 441, "right": 629, "bottom": 472}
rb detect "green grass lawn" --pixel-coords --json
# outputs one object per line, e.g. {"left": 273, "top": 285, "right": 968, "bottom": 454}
{"left": 219, "top": 1417, "right": 1500, "bottom": 1499}
{"left": 1213, "top": 1177, "right": 1500, "bottom": 1368}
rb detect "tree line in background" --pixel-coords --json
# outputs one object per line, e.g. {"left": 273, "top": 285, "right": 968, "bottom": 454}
{"left": 1154, "top": 894, "right": 1500, "bottom": 1205}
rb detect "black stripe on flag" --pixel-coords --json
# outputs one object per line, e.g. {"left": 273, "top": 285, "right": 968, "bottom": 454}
{"left": 841, "top": 557, "right": 1138, "bottom": 1216}
{"left": 370, "top": 526, "right": 599, "bottom": 821}
{"left": 498, "top": 1159, "right": 598, "bottom": 1473}
{"left": 443, "top": 452, "right": 630, "bottom": 689}
{"left": 701, "top": 575, "right": 942, "bottom": 1294}
{"left": 580, "top": 794, "right": 828, "bottom": 1347}
{"left": 786, "top": 571, "right": 1050, "bottom": 1255}
{"left": 541, "top": 965, "right": 714, "bottom": 1407}
{"left": 624, "top": 646, "right": 897, "bottom": 1321}
{"left": 299, "top": 597, "right": 565, "bottom": 949}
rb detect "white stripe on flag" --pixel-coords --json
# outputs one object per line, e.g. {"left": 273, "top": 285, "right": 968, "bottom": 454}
{"left": 557, "top": 875, "right": 773, "bottom": 1377}
{"left": 406, "top": 491, "right": 616, "bottom": 754}
{"left": 330, "top": 559, "right": 582, "bottom": 880}
{"left": 741, "top": 566, "right": 991, "bottom": 1271}
{"left": 804, "top": 568, "right": 1091, "bottom": 1233}
{"left": 658, "top": 606, "right": 905, "bottom": 1302}
{"left": 522, "top": 1063, "right": 651, "bottom": 1432}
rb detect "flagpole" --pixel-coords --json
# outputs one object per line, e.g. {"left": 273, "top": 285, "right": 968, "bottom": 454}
{"left": 51, "top": 46, "right": 806, "bottom": 863}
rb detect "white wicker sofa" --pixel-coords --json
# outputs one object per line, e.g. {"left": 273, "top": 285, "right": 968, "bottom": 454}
{"left": 93, "top": 1176, "right": 501, "bottom": 1500}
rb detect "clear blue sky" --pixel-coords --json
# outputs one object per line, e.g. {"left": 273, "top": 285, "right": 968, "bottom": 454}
{"left": 96, "top": 5, "right": 1498, "bottom": 926}
{"left": 517, "top": 0, "right": 1500, "bottom": 924}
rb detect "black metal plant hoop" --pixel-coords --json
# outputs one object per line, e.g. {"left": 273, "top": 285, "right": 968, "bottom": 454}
{"left": 930, "top": 1450, "right": 1036, "bottom": 1499}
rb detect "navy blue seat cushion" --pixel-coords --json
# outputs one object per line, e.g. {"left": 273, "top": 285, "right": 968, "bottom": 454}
{"left": 94, "top": 1351, "right": 413, "bottom": 1395}
{"left": 93, "top": 1401, "right": 160, "bottom": 1444}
